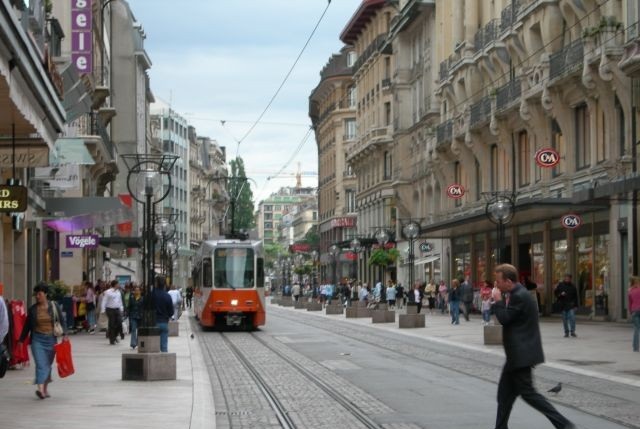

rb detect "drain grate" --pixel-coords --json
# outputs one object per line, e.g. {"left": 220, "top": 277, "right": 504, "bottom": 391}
{"left": 215, "top": 411, "right": 252, "bottom": 416}
{"left": 557, "top": 359, "right": 615, "bottom": 366}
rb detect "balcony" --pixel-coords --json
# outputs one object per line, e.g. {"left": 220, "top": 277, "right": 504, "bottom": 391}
{"left": 72, "top": 112, "right": 116, "bottom": 161}
{"left": 475, "top": 19, "right": 500, "bottom": 52}
{"left": 500, "top": 0, "right": 521, "bottom": 35}
{"left": 549, "top": 39, "right": 583, "bottom": 81}
{"left": 346, "top": 126, "right": 393, "bottom": 162}
{"left": 495, "top": 79, "right": 521, "bottom": 112}
{"left": 352, "top": 34, "right": 388, "bottom": 74}
{"left": 436, "top": 120, "right": 453, "bottom": 150}
{"left": 619, "top": 27, "right": 640, "bottom": 78}
{"left": 469, "top": 96, "right": 491, "bottom": 128}
{"left": 381, "top": 77, "right": 391, "bottom": 89}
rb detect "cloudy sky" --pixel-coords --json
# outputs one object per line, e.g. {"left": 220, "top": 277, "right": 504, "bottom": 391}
{"left": 130, "top": 0, "right": 362, "bottom": 203}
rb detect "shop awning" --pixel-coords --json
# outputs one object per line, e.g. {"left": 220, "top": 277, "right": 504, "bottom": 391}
{"left": 50, "top": 138, "right": 95, "bottom": 165}
{"left": 414, "top": 254, "right": 440, "bottom": 265}
{"left": 43, "top": 197, "right": 133, "bottom": 232}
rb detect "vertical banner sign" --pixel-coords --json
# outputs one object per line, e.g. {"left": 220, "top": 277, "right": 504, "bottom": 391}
{"left": 71, "top": 0, "right": 92, "bottom": 74}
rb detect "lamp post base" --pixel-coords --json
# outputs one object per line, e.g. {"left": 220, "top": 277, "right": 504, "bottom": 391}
{"left": 122, "top": 352, "right": 176, "bottom": 381}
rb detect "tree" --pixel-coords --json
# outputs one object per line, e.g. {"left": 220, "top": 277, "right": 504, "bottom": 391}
{"left": 302, "top": 225, "right": 319, "bottom": 248}
{"left": 228, "top": 157, "right": 255, "bottom": 234}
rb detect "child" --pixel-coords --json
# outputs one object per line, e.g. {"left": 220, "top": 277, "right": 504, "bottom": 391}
{"left": 481, "top": 281, "right": 493, "bottom": 325}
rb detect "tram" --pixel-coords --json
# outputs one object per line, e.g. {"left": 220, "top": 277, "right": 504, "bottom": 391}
{"left": 192, "top": 238, "right": 266, "bottom": 330}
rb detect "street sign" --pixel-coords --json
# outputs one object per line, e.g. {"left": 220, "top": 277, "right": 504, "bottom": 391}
{"left": 61, "top": 251, "right": 74, "bottom": 257}
{"left": 0, "top": 185, "right": 27, "bottom": 213}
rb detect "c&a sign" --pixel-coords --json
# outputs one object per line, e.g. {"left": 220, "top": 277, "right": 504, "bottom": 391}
{"left": 446, "top": 184, "right": 465, "bottom": 199}
{"left": 535, "top": 148, "right": 560, "bottom": 168}
{"left": 561, "top": 214, "right": 582, "bottom": 230}
{"left": 0, "top": 185, "right": 27, "bottom": 212}
{"left": 66, "top": 234, "right": 99, "bottom": 249}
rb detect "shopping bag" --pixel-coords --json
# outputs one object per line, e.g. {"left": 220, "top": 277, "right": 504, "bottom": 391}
{"left": 54, "top": 338, "right": 75, "bottom": 378}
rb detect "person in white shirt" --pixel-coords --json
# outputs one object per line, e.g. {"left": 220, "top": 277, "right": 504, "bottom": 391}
{"left": 100, "top": 280, "right": 124, "bottom": 345}
{"left": 167, "top": 285, "right": 182, "bottom": 320}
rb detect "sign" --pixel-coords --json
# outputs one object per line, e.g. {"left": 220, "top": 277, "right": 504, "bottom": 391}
{"left": 446, "top": 184, "right": 465, "bottom": 199}
{"left": 66, "top": 234, "right": 99, "bottom": 249}
{"left": 33, "top": 164, "right": 81, "bottom": 189}
{"left": 0, "top": 185, "right": 28, "bottom": 213}
{"left": 71, "top": 0, "right": 92, "bottom": 74}
{"left": 535, "top": 148, "right": 560, "bottom": 168}
{"left": 290, "top": 243, "right": 311, "bottom": 253}
{"left": 419, "top": 242, "right": 434, "bottom": 253}
{"left": 61, "top": 251, "right": 74, "bottom": 257}
{"left": 0, "top": 146, "right": 49, "bottom": 168}
{"left": 561, "top": 214, "right": 582, "bottom": 230}
{"left": 331, "top": 217, "right": 356, "bottom": 228}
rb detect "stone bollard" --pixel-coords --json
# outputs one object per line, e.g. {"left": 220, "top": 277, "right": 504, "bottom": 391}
{"left": 398, "top": 313, "right": 425, "bottom": 328}
{"left": 371, "top": 309, "right": 395, "bottom": 323}
{"left": 280, "top": 296, "right": 293, "bottom": 307}
{"left": 325, "top": 302, "right": 344, "bottom": 315}
{"left": 483, "top": 324, "right": 503, "bottom": 345}
{"left": 294, "top": 300, "right": 306, "bottom": 309}
{"left": 306, "top": 302, "right": 322, "bottom": 311}
{"left": 168, "top": 320, "right": 179, "bottom": 337}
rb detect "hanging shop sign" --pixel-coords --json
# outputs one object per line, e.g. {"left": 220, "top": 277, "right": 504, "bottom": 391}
{"left": 419, "top": 242, "right": 434, "bottom": 253}
{"left": 561, "top": 214, "right": 582, "bottom": 230}
{"left": 535, "top": 148, "right": 560, "bottom": 168}
{"left": 446, "top": 184, "right": 465, "bottom": 199}
{"left": 0, "top": 146, "right": 49, "bottom": 168}
{"left": 66, "top": 234, "right": 99, "bottom": 249}
{"left": 0, "top": 185, "right": 28, "bottom": 212}
{"left": 71, "top": 0, "right": 93, "bottom": 74}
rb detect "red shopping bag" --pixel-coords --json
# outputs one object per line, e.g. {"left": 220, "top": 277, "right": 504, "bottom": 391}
{"left": 54, "top": 338, "right": 75, "bottom": 378}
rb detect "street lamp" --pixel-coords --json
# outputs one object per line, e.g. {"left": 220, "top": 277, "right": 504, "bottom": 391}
{"left": 485, "top": 192, "right": 515, "bottom": 264}
{"left": 155, "top": 211, "right": 178, "bottom": 276}
{"left": 403, "top": 221, "right": 420, "bottom": 290}
{"left": 350, "top": 238, "right": 363, "bottom": 301}
{"left": 311, "top": 250, "right": 319, "bottom": 297}
{"left": 122, "top": 153, "right": 178, "bottom": 332}
{"left": 329, "top": 244, "right": 340, "bottom": 286}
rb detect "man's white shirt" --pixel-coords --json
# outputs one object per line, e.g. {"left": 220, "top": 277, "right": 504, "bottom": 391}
{"left": 101, "top": 288, "right": 123, "bottom": 313}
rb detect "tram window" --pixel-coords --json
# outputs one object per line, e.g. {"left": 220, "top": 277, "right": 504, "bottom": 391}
{"left": 203, "top": 258, "right": 212, "bottom": 288}
{"left": 214, "top": 248, "right": 255, "bottom": 288}
{"left": 256, "top": 258, "right": 264, "bottom": 288}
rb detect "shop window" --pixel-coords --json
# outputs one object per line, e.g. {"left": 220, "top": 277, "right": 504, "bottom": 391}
{"left": 518, "top": 130, "right": 530, "bottom": 187}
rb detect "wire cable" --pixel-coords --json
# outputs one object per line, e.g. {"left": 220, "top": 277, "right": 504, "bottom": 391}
{"left": 234, "top": 0, "right": 333, "bottom": 159}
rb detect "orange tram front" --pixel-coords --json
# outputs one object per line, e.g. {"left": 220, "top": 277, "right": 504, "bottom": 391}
{"left": 192, "top": 239, "right": 266, "bottom": 330}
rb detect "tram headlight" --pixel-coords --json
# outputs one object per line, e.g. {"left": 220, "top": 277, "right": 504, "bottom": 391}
{"left": 231, "top": 299, "right": 238, "bottom": 306}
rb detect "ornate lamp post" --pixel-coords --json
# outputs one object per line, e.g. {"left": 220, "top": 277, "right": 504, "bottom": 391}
{"left": 311, "top": 250, "right": 319, "bottom": 297}
{"left": 329, "top": 244, "right": 340, "bottom": 286}
{"left": 402, "top": 221, "right": 420, "bottom": 290}
{"left": 121, "top": 153, "right": 178, "bottom": 331}
{"left": 485, "top": 192, "right": 515, "bottom": 264}
{"left": 350, "top": 238, "right": 363, "bottom": 301}
{"left": 375, "top": 228, "right": 390, "bottom": 283}
{"left": 154, "top": 211, "right": 178, "bottom": 277}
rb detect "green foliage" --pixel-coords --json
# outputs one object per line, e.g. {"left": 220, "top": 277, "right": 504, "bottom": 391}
{"left": 302, "top": 225, "right": 319, "bottom": 247}
{"left": 229, "top": 157, "right": 255, "bottom": 233}
{"left": 48, "top": 280, "right": 70, "bottom": 302}
{"left": 368, "top": 248, "right": 400, "bottom": 267}
{"left": 293, "top": 263, "right": 312, "bottom": 275}
{"left": 264, "top": 243, "right": 287, "bottom": 268}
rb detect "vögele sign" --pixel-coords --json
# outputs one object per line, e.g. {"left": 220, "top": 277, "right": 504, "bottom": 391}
{"left": 66, "top": 234, "right": 99, "bottom": 249}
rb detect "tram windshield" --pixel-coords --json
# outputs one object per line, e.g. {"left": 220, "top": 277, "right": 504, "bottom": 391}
{"left": 213, "top": 248, "right": 255, "bottom": 289}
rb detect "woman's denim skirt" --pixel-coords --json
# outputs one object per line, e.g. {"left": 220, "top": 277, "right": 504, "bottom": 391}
{"left": 31, "top": 332, "right": 56, "bottom": 384}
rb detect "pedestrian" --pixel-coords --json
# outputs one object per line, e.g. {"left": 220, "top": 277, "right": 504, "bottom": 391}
{"left": 492, "top": 263, "right": 574, "bottom": 429}
{"left": 100, "top": 280, "right": 124, "bottom": 345}
{"left": 0, "top": 282, "right": 8, "bottom": 344}
{"left": 410, "top": 282, "right": 424, "bottom": 313}
{"left": 629, "top": 276, "right": 640, "bottom": 352}
{"left": 83, "top": 281, "right": 97, "bottom": 334}
{"left": 185, "top": 286, "right": 194, "bottom": 309}
{"left": 449, "top": 279, "right": 461, "bottom": 324}
{"left": 481, "top": 287, "right": 492, "bottom": 326}
{"left": 17, "top": 283, "right": 67, "bottom": 399}
{"left": 291, "top": 282, "right": 301, "bottom": 302}
{"left": 460, "top": 276, "right": 474, "bottom": 321}
{"left": 152, "top": 277, "right": 174, "bottom": 352}
{"left": 554, "top": 274, "right": 578, "bottom": 337}
{"left": 386, "top": 280, "right": 397, "bottom": 309}
{"left": 359, "top": 283, "right": 369, "bottom": 303}
{"left": 438, "top": 280, "right": 448, "bottom": 314}
{"left": 128, "top": 285, "right": 144, "bottom": 350}
{"left": 395, "top": 282, "right": 405, "bottom": 309}
{"left": 168, "top": 285, "right": 182, "bottom": 320}
{"left": 425, "top": 279, "right": 436, "bottom": 314}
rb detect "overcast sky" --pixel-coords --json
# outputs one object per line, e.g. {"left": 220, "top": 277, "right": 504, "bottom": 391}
{"left": 130, "top": 0, "right": 362, "bottom": 203}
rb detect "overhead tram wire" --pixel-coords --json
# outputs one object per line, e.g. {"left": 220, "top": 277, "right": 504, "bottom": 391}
{"left": 233, "top": 0, "right": 333, "bottom": 159}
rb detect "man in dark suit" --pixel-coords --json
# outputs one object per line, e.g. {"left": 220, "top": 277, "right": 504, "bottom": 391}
{"left": 492, "top": 264, "right": 574, "bottom": 429}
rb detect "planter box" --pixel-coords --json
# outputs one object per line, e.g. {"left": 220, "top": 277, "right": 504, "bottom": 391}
{"left": 399, "top": 313, "right": 425, "bottom": 328}
{"left": 306, "top": 302, "right": 322, "bottom": 311}
{"left": 294, "top": 301, "right": 306, "bottom": 309}
{"left": 325, "top": 304, "right": 344, "bottom": 315}
{"left": 483, "top": 325, "right": 503, "bottom": 345}
{"left": 346, "top": 307, "right": 371, "bottom": 318}
{"left": 371, "top": 310, "right": 395, "bottom": 323}
{"left": 280, "top": 296, "right": 293, "bottom": 307}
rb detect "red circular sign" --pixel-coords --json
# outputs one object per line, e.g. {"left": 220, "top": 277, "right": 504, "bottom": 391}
{"left": 446, "top": 184, "right": 465, "bottom": 199}
{"left": 535, "top": 148, "right": 560, "bottom": 168}
{"left": 561, "top": 214, "right": 582, "bottom": 230}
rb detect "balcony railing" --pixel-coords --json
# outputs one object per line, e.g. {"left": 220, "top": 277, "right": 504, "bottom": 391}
{"left": 500, "top": 0, "right": 521, "bottom": 34}
{"left": 436, "top": 119, "right": 453, "bottom": 146}
{"left": 381, "top": 77, "right": 391, "bottom": 88}
{"left": 73, "top": 112, "right": 115, "bottom": 160}
{"left": 470, "top": 96, "right": 491, "bottom": 127}
{"left": 352, "top": 34, "right": 388, "bottom": 73}
{"left": 549, "top": 39, "right": 583, "bottom": 81}
{"left": 475, "top": 19, "right": 500, "bottom": 51}
{"left": 496, "top": 79, "right": 521, "bottom": 111}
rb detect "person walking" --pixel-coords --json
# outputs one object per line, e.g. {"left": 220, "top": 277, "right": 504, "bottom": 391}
{"left": 100, "top": 280, "right": 124, "bottom": 345}
{"left": 449, "top": 279, "right": 461, "bottom": 324}
{"left": 386, "top": 280, "right": 397, "bottom": 309}
{"left": 629, "top": 276, "right": 640, "bottom": 352}
{"left": 17, "top": 283, "right": 66, "bottom": 399}
{"left": 438, "top": 280, "right": 448, "bottom": 314}
{"left": 83, "top": 282, "right": 97, "bottom": 334}
{"left": 554, "top": 274, "right": 579, "bottom": 337}
{"left": 152, "top": 277, "right": 174, "bottom": 353}
{"left": 127, "top": 285, "right": 144, "bottom": 350}
{"left": 291, "top": 282, "right": 301, "bottom": 302}
{"left": 168, "top": 285, "right": 182, "bottom": 320}
{"left": 460, "top": 276, "right": 474, "bottom": 321}
{"left": 492, "top": 264, "right": 574, "bottom": 429}
{"left": 185, "top": 286, "right": 194, "bottom": 309}
{"left": 425, "top": 280, "right": 436, "bottom": 314}
{"left": 410, "top": 282, "right": 424, "bottom": 313}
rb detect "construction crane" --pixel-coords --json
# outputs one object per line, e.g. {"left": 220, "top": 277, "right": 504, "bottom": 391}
{"left": 248, "top": 163, "right": 317, "bottom": 188}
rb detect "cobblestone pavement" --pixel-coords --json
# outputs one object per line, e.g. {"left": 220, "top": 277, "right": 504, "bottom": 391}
{"left": 200, "top": 325, "right": 408, "bottom": 429}
{"left": 270, "top": 306, "right": 640, "bottom": 428}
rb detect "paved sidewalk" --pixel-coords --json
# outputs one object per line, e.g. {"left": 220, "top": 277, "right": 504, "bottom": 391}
{"left": 1, "top": 316, "right": 214, "bottom": 429}
{"left": 274, "top": 299, "right": 640, "bottom": 388}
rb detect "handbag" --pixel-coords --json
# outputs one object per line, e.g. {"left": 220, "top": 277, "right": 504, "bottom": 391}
{"left": 54, "top": 338, "right": 75, "bottom": 378}
{"left": 52, "top": 303, "right": 64, "bottom": 337}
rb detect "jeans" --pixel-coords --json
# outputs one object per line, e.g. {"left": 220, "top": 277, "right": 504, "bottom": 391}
{"left": 86, "top": 308, "right": 96, "bottom": 328}
{"left": 31, "top": 332, "right": 55, "bottom": 385}
{"left": 156, "top": 321, "right": 169, "bottom": 352}
{"left": 483, "top": 309, "right": 491, "bottom": 323}
{"left": 561, "top": 308, "right": 576, "bottom": 334}
{"left": 130, "top": 318, "right": 140, "bottom": 348}
{"left": 632, "top": 311, "right": 640, "bottom": 352}
{"left": 450, "top": 301, "right": 460, "bottom": 324}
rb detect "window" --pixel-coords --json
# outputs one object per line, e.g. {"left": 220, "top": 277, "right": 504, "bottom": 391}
{"left": 344, "top": 118, "right": 357, "bottom": 140}
{"left": 346, "top": 190, "right": 356, "bottom": 213}
{"left": 616, "top": 96, "right": 625, "bottom": 156}
{"left": 475, "top": 158, "right": 482, "bottom": 200}
{"left": 575, "top": 104, "right": 590, "bottom": 169}
{"left": 552, "top": 120, "right": 565, "bottom": 176}
{"left": 383, "top": 151, "right": 392, "bottom": 180}
{"left": 348, "top": 86, "right": 357, "bottom": 108}
{"left": 490, "top": 144, "right": 498, "bottom": 190}
{"left": 454, "top": 161, "right": 462, "bottom": 207}
{"left": 263, "top": 205, "right": 272, "bottom": 212}
{"left": 518, "top": 131, "right": 530, "bottom": 187}
{"left": 347, "top": 51, "right": 357, "bottom": 67}
{"left": 384, "top": 102, "right": 391, "bottom": 126}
